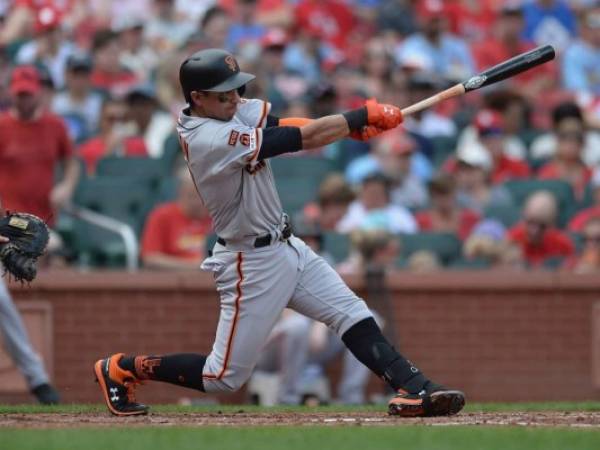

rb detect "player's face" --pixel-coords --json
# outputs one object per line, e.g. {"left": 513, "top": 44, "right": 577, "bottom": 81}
{"left": 193, "top": 89, "right": 241, "bottom": 121}
{"left": 556, "top": 118, "right": 584, "bottom": 161}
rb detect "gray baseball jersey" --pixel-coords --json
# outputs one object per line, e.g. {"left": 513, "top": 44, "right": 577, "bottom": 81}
{"left": 176, "top": 99, "right": 282, "bottom": 241}
{"left": 176, "top": 99, "right": 373, "bottom": 394}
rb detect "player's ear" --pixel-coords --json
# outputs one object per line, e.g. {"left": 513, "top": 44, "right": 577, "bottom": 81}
{"left": 190, "top": 91, "right": 206, "bottom": 108}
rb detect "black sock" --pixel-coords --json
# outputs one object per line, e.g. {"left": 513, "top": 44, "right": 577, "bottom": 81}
{"left": 119, "top": 353, "right": 206, "bottom": 391}
{"left": 341, "top": 317, "right": 429, "bottom": 393}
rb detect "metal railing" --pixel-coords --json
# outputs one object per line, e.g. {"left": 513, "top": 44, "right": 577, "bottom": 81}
{"left": 61, "top": 204, "right": 139, "bottom": 271}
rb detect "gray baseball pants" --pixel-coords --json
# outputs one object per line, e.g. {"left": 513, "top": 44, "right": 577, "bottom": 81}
{"left": 0, "top": 277, "right": 49, "bottom": 389}
{"left": 200, "top": 235, "right": 373, "bottom": 394}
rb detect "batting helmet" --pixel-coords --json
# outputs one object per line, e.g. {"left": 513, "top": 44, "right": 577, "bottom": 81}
{"left": 179, "top": 49, "right": 255, "bottom": 103}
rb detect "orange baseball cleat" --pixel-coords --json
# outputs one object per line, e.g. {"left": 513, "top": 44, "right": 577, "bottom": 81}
{"left": 94, "top": 353, "right": 149, "bottom": 416}
{"left": 388, "top": 385, "right": 465, "bottom": 417}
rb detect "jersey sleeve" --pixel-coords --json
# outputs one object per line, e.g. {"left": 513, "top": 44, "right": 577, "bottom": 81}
{"left": 236, "top": 99, "right": 271, "bottom": 128}
{"left": 205, "top": 122, "right": 264, "bottom": 172}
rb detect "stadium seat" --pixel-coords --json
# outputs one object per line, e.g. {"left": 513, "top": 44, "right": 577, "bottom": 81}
{"left": 95, "top": 157, "right": 170, "bottom": 190}
{"left": 73, "top": 176, "right": 156, "bottom": 232}
{"left": 483, "top": 203, "right": 521, "bottom": 227}
{"left": 501, "top": 179, "right": 576, "bottom": 228}
{"left": 156, "top": 176, "right": 178, "bottom": 203}
{"left": 397, "top": 232, "right": 462, "bottom": 267}
{"left": 161, "top": 132, "right": 185, "bottom": 169}
{"left": 430, "top": 135, "right": 458, "bottom": 169}
{"left": 63, "top": 176, "right": 158, "bottom": 267}
{"left": 568, "top": 231, "right": 584, "bottom": 253}
{"left": 276, "top": 178, "right": 320, "bottom": 216}
{"left": 322, "top": 232, "right": 351, "bottom": 264}
{"left": 580, "top": 182, "right": 595, "bottom": 210}
{"left": 269, "top": 156, "right": 335, "bottom": 182}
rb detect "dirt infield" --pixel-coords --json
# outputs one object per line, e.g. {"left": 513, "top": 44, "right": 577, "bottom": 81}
{"left": 2, "top": 411, "right": 600, "bottom": 429}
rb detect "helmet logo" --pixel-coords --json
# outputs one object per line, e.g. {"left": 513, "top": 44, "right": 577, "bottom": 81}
{"left": 225, "top": 55, "right": 238, "bottom": 72}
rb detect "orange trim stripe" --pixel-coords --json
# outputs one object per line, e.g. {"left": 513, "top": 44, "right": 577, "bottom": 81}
{"left": 204, "top": 252, "right": 244, "bottom": 380}
{"left": 257, "top": 101, "right": 268, "bottom": 128}
{"left": 279, "top": 117, "right": 312, "bottom": 127}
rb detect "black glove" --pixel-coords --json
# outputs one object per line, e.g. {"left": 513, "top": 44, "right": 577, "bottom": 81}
{"left": 0, "top": 212, "right": 49, "bottom": 282}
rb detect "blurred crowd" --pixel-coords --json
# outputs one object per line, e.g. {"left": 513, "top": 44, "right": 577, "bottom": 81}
{"left": 1, "top": 0, "right": 600, "bottom": 276}
{"left": 4, "top": 0, "right": 600, "bottom": 407}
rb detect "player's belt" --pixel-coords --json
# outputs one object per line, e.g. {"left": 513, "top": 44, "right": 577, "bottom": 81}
{"left": 216, "top": 223, "right": 292, "bottom": 249}
{"left": 216, "top": 234, "right": 271, "bottom": 248}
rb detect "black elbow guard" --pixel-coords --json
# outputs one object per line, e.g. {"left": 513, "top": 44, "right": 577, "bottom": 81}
{"left": 258, "top": 126, "right": 302, "bottom": 160}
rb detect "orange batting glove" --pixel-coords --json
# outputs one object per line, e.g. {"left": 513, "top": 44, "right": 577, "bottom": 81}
{"left": 350, "top": 125, "right": 386, "bottom": 142}
{"left": 365, "top": 98, "right": 403, "bottom": 130}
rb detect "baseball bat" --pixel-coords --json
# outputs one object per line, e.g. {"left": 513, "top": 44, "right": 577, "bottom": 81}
{"left": 400, "top": 45, "right": 555, "bottom": 117}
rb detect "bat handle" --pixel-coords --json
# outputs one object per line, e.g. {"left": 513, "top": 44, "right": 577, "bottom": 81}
{"left": 400, "top": 83, "right": 466, "bottom": 117}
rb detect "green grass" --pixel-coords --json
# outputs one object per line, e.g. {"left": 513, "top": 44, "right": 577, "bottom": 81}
{"left": 1, "top": 401, "right": 600, "bottom": 414}
{"left": 1, "top": 426, "right": 599, "bottom": 450}
{"left": 1, "top": 403, "right": 599, "bottom": 450}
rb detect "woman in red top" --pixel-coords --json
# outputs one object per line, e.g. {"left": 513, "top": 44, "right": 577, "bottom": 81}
{"left": 77, "top": 97, "right": 146, "bottom": 175}
{"left": 537, "top": 113, "right": 592, "bottom": 201}
{"left": 415, "top": 174, "right": 480, "bottom": 241}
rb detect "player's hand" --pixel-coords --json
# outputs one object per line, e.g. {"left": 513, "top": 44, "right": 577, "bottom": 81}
{"left": 350, "top": 125, "right": 386, "bottom": 142}
{"left": 365, "top": 98, "right": 403, "bottom": 130}
{"left": 50, "top": 182, "right": 73, "bottom": 210}
{"left": 0, "top": 235, "right": 8, "bottom": 243}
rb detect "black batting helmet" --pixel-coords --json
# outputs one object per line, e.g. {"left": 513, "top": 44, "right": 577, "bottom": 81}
{"left": 179, "top": 49, "right": 255, "bottom": 104}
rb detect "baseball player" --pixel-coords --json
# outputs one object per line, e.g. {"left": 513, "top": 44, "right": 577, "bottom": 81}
{"left": 0, "top": 226, "right": 60, "bottom": 404}
{"left": 94, "top": 49, "right": 465, "bottom": 417}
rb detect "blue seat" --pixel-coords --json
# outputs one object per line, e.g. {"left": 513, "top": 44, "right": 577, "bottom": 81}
{"left": 397, "top": 232, "right": 462, "bottom": 266}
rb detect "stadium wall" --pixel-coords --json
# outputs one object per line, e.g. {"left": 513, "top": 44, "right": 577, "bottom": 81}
{"left": 1, "top": 271, "right": 599, "bottom": 404}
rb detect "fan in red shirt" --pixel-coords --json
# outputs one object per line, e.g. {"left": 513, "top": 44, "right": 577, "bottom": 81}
{"left": 294, "top": 0, "right": 356, "bottom": 51}
{"left": 0, "top": 0, "right": 75, "bottom": 46}
{"left": 507, "top": 190, "right": 574, "bottom": 267}
{"left": 444, "top": 0, "right": 498, "bottom": 42}
{"left": 446, "top": 110, "right": 531, "bottom": 185}
{"left": 141, "top": 168, "right": 213, "bottom": 270}
{"left": 0, "top": 65, "right": 80, "bottom": 226}
{"left": 415, "top": 173, "right": 480, "bottom": 241}
{"left": 471, "top": 4, "right": 557, "bottom": 97}
{"left": 77, "top": 97, "right": 147, "bottom": 175}
{"left": 536, "top": 111, "right": 592, "bottom": 201}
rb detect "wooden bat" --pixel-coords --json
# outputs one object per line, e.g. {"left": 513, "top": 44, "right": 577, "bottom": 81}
{"left": 400, "top": 45, "right": 556, "bottom": 117}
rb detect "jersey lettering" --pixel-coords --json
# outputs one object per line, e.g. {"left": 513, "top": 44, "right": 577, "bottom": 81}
{"left": 228, "top": 130, "right": 240, "bottom": 146}
{"left": 240, "top": 133, "right": 251, "bottom": 146}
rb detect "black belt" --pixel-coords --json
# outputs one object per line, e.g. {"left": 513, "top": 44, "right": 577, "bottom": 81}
{"left": 217, "top": 234, "right": 272, "bottom": 248}
{"left": 217, "top": 223, "right": 292, "bottom": 249}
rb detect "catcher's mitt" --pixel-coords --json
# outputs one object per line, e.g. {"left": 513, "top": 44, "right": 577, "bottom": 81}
{"left": 0, "top": 213, "right": 49, "bottom": 282}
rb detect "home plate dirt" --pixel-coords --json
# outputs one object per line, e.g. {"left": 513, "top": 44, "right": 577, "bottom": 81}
{"left": 1, "top": 411, "right": 600, "bottom": 428}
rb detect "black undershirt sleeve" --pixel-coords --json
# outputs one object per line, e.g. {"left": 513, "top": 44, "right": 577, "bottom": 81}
{"left": 257, "top": 126, "right": 303, "bottom": 160}
{"left": 266, "top": 115, "right": 279, "bottom": 127}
